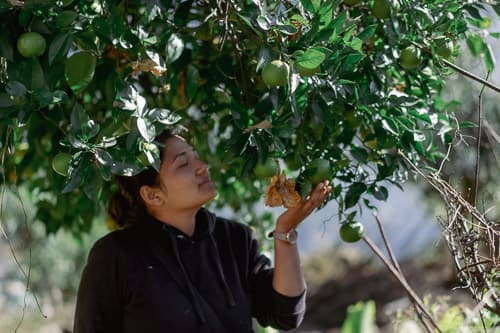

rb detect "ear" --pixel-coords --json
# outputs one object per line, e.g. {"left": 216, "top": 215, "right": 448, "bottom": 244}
{"left": 139, "top": 185, "right": 164, "bottom": 206}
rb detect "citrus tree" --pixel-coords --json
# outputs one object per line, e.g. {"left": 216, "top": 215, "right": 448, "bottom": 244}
{"left": 1, "top": 0, "right": 499, "bottom": 240}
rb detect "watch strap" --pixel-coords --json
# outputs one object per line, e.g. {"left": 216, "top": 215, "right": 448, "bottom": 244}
{"left": 268, "top": 229, "right": 298, "bottom": 244}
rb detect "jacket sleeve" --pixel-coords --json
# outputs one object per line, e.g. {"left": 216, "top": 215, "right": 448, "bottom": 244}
{"left": 247, "top": 231, "right": 306, "bottom": 331}
{"left": 73, "top": 235, "right": 124, "bottom": 333}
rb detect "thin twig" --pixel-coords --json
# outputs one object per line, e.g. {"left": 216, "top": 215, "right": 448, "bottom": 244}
{"left": 442, "top": 58, "right": 500, "bottom": 94}
{"left": 373, "top": 214, "right": 437, "bottom": 333}
{"left": 0, "top": 128, "right": 47, "bottom": 326}
{"left": 411, "top": 42, "right": 500, "bottom": 94}
{"left": 362, "top": 235, "right": 442, "bottom": 333}
{"left": 473, "top": 72, "right": 489, "bottom": 208}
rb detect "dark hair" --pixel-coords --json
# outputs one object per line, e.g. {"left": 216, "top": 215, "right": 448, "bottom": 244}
{"left": 107, "top": 129, "right": 175, "bottom": 227}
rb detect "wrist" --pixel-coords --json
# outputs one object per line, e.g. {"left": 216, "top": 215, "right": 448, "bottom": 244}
{"left": 275, "top": 218, "right": 295, "bottom": 233}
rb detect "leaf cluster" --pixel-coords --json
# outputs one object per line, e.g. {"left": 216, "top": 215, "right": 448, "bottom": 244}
{"left": 0, "top": 0, "right": 498, "bottom": 234}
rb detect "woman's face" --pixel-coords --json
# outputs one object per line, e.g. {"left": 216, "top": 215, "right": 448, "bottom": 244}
{"left": 156, "top": 135, "right": 217, "bottom": 210}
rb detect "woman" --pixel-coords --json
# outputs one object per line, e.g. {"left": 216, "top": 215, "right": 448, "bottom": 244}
{"left": 73, "top": 129, "right": 332, "bottom": 333}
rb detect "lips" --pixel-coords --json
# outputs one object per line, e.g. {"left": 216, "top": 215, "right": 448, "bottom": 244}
{"left": 198, "top": 178, "right": 213, "bottom": 187}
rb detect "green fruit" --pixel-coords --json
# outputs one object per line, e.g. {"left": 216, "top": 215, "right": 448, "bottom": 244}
{"left": 343, "top": 0, "right": 362, "bottom": 5}
{"left": 340, "top": 222, "right": 364, "bottom": 242}
{"left": 296, "top": 62, "right": 320, "bottom": 77}
{"left": 52, "top": 153, "right": 72, "bottom": 176}
{"left": 262, "top": 60, "right": 289, "bottom": 87}
{"left": 399, "top": 46, "right": 422, "bottom": 70}
{"left": 435, "top": 39, "right": 453, "bottom": 59}
{"left": 254, "top": 158, "right": 278, "bottom": 178}
{"left": 372, "top": 0, "right": 391, "bottom": 19}
{"left": 308, "top": 158, "right": 332, "bottom": 185}
{"left": 299, "top": 181, "right": 313, "bottom": 198}
{"left": 17, "top": 32, "right": 46, "bottom": 58}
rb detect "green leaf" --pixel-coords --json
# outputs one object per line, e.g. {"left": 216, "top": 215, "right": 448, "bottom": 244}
{"left": 349, "top": 37, "right": 363, "bottom": 52}
{"left": 345, "top": 183, "right": 367, "bottom": 209}
{"left": 65, "top": 52, "right": 96, "bottom": 92}
{"left": 82, "top": 120, "right": 100, "bottom": 140}
{"left": 381, "top": 117, "right": 399, "bottom": 135}
{"left": 343, "top": 53, "right": 364, "bottom": 66}
{"left": 165, "top": 34, "right": 184, "bottom": 64}
{"left": 256, "top": 46, "right": 272, "bottom": 72}
{"left": 111, "top": 161, "right": 143, "bottom": 176}
{"left": 257, "top": 16, "right": 271, "bottom": 31}
{"left": 70, "top": 103, "right": 90, "bottom": 132}
{"left": 459, "top": 121, "right": 478, "bottom": 129}
{"left": 151, "top": 108, "right": 182, "bottom": 125}
{"left": 30, "top": 58, "right": 46, "bottom": 90}
{"left": 94, "top": 148, "right": 113, "bottom": 166}
{"left": 318, "top": 1, "right": 333, "bottom": 27}
{"left": 49, "top": 33, "right": 73, "bottom": 66}
{"left": 142, "top": 142, "right": 161, "bottom": 171}
{"left": 275, "top": 24, "right": 298, "bottom": 35}
{"left": 55, "top": 10, "right": 78, "bottom": 28}
{"left": 137, "top": 117, "right": 156, "bottom": 143}
{"left": 357, "top": 25, "right": 377, "bottom": 43}
{"left": 63, "top": 162, "right": 83, "bottom": 193}
{"left": 92, "top": 17, "right": 112, "bottom": 43}
{"left": 466, "top": 34, "right": 484, "bottom": 57}
{"left": 340, "top": 300, "right": 377, "bottom": 333}
{"left": 295, "top": 48, "right": 326, "bottom": 69}
{"left": 483, "top": 44, "right": 496, "bottom": 72}
{"left": 6, "top": 81, "right": 27, "bottom": 97}
{"left": 185, "top": 65, "right": 200, "bottom": 100}
{"left": 371, "top": 185, "right": 388, "bottom": 201}
{"left": 301, "top": 0, "right": 321, "bottom": 12}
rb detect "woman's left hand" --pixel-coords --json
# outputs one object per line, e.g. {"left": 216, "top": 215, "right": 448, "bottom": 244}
{"left": 275, "top": 180, "right": 332, "bottom": 231}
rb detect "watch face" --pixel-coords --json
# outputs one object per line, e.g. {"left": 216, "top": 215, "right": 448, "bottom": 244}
{"left": 287, "top": 229, "right": 298, "bottom": 243}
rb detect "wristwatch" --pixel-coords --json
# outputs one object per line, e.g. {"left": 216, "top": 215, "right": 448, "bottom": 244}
{"left": 268, "top": 228, "right": 298, "bottom": 245}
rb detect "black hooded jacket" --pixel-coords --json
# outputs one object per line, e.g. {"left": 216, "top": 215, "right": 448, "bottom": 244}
{"left": 73, "top": 208, "right": 306, "bottom": 332}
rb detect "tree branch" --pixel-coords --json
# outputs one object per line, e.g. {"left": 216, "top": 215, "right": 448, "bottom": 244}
{"left": 442, "top": 59, "right": 500, "bottom": 94}
{"left": 373, "top": 214, "right": 435, "bottom": 333}
{"left": 362, "top": 235, "right": 442, "bottom": 333}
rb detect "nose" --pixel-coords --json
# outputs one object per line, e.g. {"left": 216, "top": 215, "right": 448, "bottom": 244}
{"left": 195, "top": 160, "right": 209, "bottom": 175}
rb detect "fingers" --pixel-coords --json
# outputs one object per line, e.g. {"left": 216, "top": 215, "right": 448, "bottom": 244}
{"left": 278, "top": 180, "right": 332, "bottom": 227}
{"left": 304, "top": 180, "right": 332, "bottom": 210}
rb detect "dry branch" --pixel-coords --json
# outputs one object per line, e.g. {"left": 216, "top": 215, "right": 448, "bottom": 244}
{"left": 400, "top": 152, "right": 500, "bottom": 314}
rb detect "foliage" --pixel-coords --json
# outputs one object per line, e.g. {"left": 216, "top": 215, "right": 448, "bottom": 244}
{"left": 340, "top": 300, "right": 377, "bottom": 333}
{"left": 393, "top": 295, "right": 500, "bottom": 332}
{"left": 0, "top": 0, "right": 499, "bottom": 236}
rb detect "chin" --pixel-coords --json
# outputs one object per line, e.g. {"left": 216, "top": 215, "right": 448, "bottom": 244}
{"left": 199, "top": 186, "right": 217, "bottom": 203}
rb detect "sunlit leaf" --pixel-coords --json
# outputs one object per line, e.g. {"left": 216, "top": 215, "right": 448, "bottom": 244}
{"left": 165, "top": 33, "right": 184, "bottom": 64}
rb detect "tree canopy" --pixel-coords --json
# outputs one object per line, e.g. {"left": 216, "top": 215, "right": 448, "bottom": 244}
{"left": 1, "top": 0, "right": 499, "bottom": 236}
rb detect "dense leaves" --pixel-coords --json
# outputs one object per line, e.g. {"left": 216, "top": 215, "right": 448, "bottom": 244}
{"left": 0, "top": 0, "right": 498, "bottom": 234}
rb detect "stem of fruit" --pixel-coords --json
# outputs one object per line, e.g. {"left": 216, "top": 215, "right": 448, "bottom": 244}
{"left": 362, "top": 235, "right": 442, "bottom": 333}
{"left": 373, "top": 214, "right": 436, "bottom": 333}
